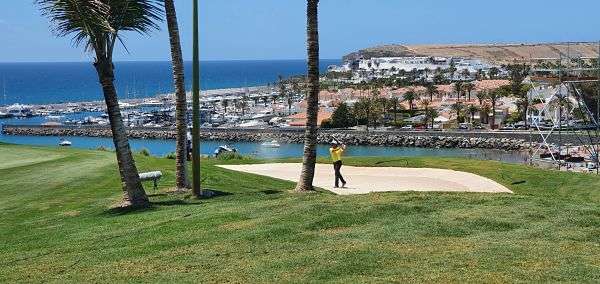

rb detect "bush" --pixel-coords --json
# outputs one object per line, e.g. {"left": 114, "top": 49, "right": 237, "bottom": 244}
{"left": 138, "top": 148, "right": 151, "bottom": 157}
{"left": 505, "top": 112, "right": 522, "bottom": 124}
{"left": 388, "top": 120, "right": 407, "bottom": 128}
{"left": 216, "top": 151, "right": 247, "bottom": 161}
{"left": 321, "top": 118, "right": 333, "bottom": 128}
{"left": 329, "top": 102, "right": 355, "bottom": 128}
{"left": 96, "top": 145, "right": 110, "bottom": 151}
{"left": 164, "top": 152, "right": 177, "bottom": 160}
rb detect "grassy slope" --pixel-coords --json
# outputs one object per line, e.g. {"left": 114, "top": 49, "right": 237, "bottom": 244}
{"left": 0, "top": 144, "right": 598, "bottom": 283}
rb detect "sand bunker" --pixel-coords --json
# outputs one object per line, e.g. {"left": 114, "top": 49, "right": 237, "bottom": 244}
{"left": 218, "top": 163, "right": 512, "bottom": 195}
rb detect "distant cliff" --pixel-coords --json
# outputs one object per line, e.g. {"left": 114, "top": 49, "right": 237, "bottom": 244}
{"left": 343, "top": 42, "right": 600, "bottom": 64}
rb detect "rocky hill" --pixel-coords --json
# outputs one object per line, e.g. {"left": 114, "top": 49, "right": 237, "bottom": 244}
{"left": 343, "top": 42, "right": 600, "bottom": 64}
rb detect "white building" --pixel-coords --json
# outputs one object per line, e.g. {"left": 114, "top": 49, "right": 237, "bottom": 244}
{"left": 527, "top": 84, "right": 577, "bottom": 125}
{"left": 328, "top": 56, "right": 496, "bottom": 82}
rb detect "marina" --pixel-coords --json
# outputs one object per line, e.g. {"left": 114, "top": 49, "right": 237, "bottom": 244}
{"left": 0, "top": 84, "right": 308, "bottom": 129}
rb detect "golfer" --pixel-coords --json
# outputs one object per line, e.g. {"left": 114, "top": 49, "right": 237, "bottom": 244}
{"left": 329, "top": 140, "right": 347, "bottom": 188}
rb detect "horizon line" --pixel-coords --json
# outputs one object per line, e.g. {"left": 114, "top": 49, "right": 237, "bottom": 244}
{"left": 0, "top": 58, "right": 341, "bottom": 64}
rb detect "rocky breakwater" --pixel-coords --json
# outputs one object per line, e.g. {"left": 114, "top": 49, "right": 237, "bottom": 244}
{"left": 200, "top": 130, "right": 530, "bottom": 151}
{"left": 3, "top": 125, "right": 177, "bottom": 140}
{"left": 3, "top": 125, "right": 530, "bottom": 151}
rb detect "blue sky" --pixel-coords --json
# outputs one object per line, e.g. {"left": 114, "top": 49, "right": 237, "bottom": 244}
{"left": 1, "top": 0, "right": 600, "bottom": 62}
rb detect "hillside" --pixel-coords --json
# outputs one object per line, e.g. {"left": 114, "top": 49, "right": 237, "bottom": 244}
{"left": 343, "top": 42, "right": 600, "bottom": 64}
{"left": 1, "top": 144, "right": 599, "bottom": 282}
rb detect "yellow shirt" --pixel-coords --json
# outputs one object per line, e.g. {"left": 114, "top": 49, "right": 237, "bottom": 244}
{"left": 330, "top": 147, "right": 345, "bottom": 162}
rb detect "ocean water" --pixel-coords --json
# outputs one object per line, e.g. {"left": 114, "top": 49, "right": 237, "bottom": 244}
{"left": 0, "top": 59, "right": 339, "bottom": 106}
{"left": 0, "top": 134, "right": 529, "bottom": 163}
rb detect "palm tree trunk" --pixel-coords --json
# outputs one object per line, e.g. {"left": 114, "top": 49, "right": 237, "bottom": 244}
{"left": 295, "top": 0, "right": 319, "bottom": 192}
{"left": 366, "top": 105, "right": 370, "bottom": 131}
{"left": 491, "top": 104, "right": 496, "bottom": 129}
{"left": 165, "top": 0, "right": 189, "bottom": 190}
{"left": 523, "top": 100, "right": 529, "bottom": 127}
{"left": 94, "top": 60, "right": 149, "bottom": 207}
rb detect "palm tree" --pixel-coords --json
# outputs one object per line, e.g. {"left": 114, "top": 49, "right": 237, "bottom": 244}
{"left": 476, "top": 91, "right": 488, "bottom": 106}
{"left": 278, "top": 75, "right": 292, "bottom": 115}
{"left": 480, "top": 103, "right": 491, "bottom": 125}
{"left": 476, "top": 69, "right": 484, "bottom": 81}
{"left": 238, "top": 96, "right": 249, "bottom": 116}
{"left": 419, "top": 99, "right": 431, "bottom": 127}
{"left": 467, "top": 104, "right": 479, "bottom": 124}
{"left": 448, "top": 62, "right": 457, "bottom": 80}
{"left": 291, "top": 79, "right": 302, "bottom": 99}
{"left": 464, "top": 82, "right": 475, "bottom": 101}
{"left": 221, "top": 99, "right": 229, "bottom": 114}
{"left": 353, "top": 97, "right": 372, "bottom": 130}
{"left": 433, "top": 67, "right": 444, "bottom": 84}
{"left": 461, "top": 69, "right": 471, "bottom": 80}
{"left": 425, "top": 108, "right": 438, "bottom": 129}
{"left": 295, "top": 0, "right": 320, "bottom": 192}
{"left": 389, "top": 97, "right": 400, "bottom": 125}
{"left": 36, "top": 0, "right": 162, "bottom": 207}
{"left": 454, "top": 81, "right": 463, "bottom": 101}
{"left": 488, "top": 89, "right": 501, "bottom": 129}
{"left": 488, "top": 67, "right": 500, "bottom": 79}
{"left": 164, "top": 0, "right": 188, "bottom": 191}
{"left": 507, "top": 64, "right": 531, "bottom": 125}
{"left": 451, "top": 102, "right": 465, "bottom": 123}
{"left": 403, "top": 90, "right": 418, "bottom": 115}
{"left": 419, "top": 97, "right": 430, "bottom": 108}
{"left": 425, "top": 82, "right": 438, "bottom": 101}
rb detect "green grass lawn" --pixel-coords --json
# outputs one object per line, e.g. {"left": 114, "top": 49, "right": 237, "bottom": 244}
{"left": 0, "top": 143, "right": 599, "bottom": 283}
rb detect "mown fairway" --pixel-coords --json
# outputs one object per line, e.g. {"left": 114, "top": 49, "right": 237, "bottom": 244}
{"left": 0, "top": 143, "right": 599, "bottom": 283}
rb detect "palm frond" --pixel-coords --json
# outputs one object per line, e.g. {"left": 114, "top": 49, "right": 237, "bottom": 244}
{"left": 36, "top": 0, "right": 112, "bottom": 50}
{"left": 36, "top": 0, "right": 163, "bottom": 54}
{"left": 106, "top": 0, "right": 163, "bottom": 35}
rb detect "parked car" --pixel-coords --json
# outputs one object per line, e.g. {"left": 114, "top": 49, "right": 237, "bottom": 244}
{"left": 458, "top": 123, "right": 471, "bottom": 130}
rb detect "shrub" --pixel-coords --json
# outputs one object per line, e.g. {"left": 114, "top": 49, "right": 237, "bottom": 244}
{"left": 329, "top": 102, "right": 355, "bottom": 128}
{"left": 138, "top": 148, "right": 151, "bottom": 157}
{"left": 96, "top": 145, "right": 110, "bottom": 151}
{"left": 164, "top": 152, "right": 177, "bottom": 160}
{"left": 388, "top": 120, "right": 407, "bottom": 128}
{"left": 320, "top": 118, "right": 333, "bottom": 128}
{"left": 216, "top": 151, "right": 247, "bottom": 161}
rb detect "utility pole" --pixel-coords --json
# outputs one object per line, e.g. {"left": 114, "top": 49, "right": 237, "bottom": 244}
{"left": 192, "top": 0, "right": 202, "bottom": 197}
{"left": 597, "top": 41, "right": 600, "bottom": 174}
{"left": 558, "top": 53, "right": 562, "bottom": 171}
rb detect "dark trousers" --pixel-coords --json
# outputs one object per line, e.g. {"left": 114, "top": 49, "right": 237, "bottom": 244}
{"left": 333, "top": 160, "right": 346, "bottom": 187}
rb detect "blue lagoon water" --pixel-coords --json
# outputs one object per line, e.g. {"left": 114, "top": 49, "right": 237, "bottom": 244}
{"left": 0, "top": 60, "right": 339, "bottom": 105}
{"left": 0, "top": 134, "right": 529, "bottom": 163}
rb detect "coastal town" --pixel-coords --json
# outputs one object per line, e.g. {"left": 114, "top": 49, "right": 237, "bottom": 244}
{"left": 3, "top": 1, "right": 600, "bottom": 282}
{"left": 2, "top": 48, "right": 600, "bottom": 172}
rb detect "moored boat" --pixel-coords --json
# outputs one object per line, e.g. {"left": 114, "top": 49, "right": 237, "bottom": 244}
{"left": 214, "top": 145, "right": 237, "bottom": 157}
{"left": 59, "top": 139, "right": 72, "bottom": 147}
{"left": 261, "top": 140, "right": 281, "bottom": 148}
